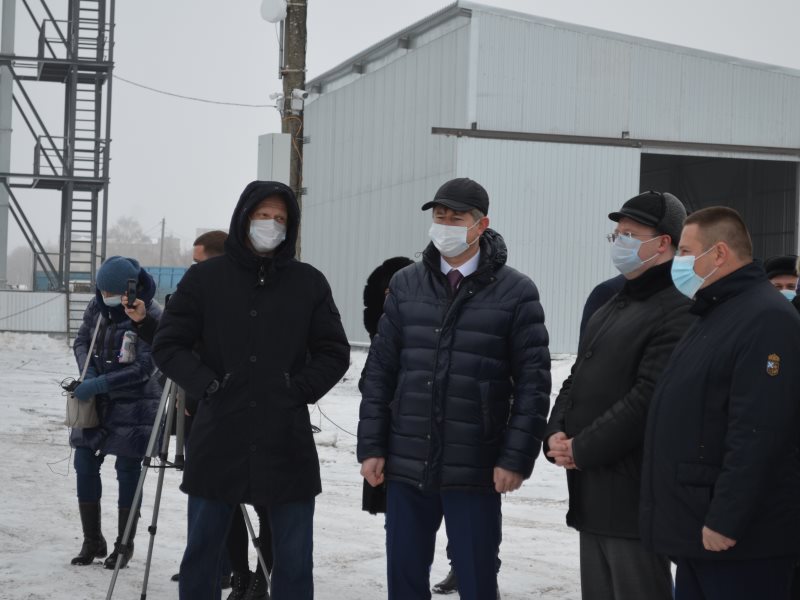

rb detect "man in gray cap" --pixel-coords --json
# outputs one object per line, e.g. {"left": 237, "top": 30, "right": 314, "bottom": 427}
{"left": 545, "top": 191, "right": 695, "bottom": 600}
{"left": 358, "top": 178, "right": 551, "bottom": 600}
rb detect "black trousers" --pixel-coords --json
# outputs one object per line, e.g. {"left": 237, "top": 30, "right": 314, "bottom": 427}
{"left": 579, "top": 532, "right": 673, "bottom": 600}
{"left": 675, "top": 556, "right": 795, "bottom": 600}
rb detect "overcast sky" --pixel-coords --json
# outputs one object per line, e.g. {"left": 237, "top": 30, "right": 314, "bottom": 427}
{"left": 5, "top": 0, "right": 800, "bottom": 252}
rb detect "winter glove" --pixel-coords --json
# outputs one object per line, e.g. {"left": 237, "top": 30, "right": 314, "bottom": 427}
{"left": 73, "top": 375, "right": 109, "bottom": 401}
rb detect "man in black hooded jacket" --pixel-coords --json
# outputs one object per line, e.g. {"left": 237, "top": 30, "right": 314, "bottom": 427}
{"left": 358, "top": 178, "right": 551, "bottom": 600}
{"left": 152, "top": 181, "right": 350, "bottom": 600}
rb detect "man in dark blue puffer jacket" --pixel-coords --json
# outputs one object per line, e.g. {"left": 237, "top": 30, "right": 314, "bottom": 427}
{"left": 358, "top": 178, "right": 551, "bottom": 600}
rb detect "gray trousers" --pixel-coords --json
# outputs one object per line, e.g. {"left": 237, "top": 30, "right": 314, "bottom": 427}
{"left": 580, "top": 532, "right": 673, "bottom": 600}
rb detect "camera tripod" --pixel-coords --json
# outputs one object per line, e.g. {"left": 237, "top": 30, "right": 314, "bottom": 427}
{"left": 105, "top": 378, "right": 270, "bottom": 599}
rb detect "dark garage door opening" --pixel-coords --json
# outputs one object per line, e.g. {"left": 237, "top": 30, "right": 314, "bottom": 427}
{"left": 640, "top": 153, "right": 799, "bottom": 260}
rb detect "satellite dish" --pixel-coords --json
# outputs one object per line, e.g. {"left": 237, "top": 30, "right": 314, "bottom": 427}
{"left": 261, "top": 0, "right": 287, "bottom": 23}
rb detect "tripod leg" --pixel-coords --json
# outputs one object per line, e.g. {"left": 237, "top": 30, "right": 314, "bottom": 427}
{"left": 241, "top": 504, "right": 271, "bottom": 596}
{"left": 105, "top": 379, "right": 175, "bottom": 600}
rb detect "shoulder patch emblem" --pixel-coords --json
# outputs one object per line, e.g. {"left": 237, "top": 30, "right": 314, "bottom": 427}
{"left": 767, "top": 354, "right": 780, "bottom": 377}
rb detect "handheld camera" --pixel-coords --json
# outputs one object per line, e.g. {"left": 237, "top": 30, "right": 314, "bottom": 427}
{"left": 126, "top": 278, "right": 138, "bottom": 309}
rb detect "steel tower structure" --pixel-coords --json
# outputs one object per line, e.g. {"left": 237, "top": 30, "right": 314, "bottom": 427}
{"left": 0, "top": 0, "right": 114, "bottom": 337}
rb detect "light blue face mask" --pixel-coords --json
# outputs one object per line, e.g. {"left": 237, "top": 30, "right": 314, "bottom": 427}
{"left": 781, "top": 289, "right": 797, "bottom": 301}
{"left": 102, "top": 295, "right": 122, "bottom": 307}
{"left": 609, "top": 234, "right": 659, "bottom": 275}
{"left": 671, "top": 246, "right": 717, "bottom": 299}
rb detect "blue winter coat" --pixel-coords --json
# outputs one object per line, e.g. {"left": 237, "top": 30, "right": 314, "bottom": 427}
{"left": 70, "top": 269, "right": 163, "bottom": 458}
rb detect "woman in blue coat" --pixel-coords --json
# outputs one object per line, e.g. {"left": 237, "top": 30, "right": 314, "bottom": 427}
{"left": 69, "top": 256, "right": 162, "bottom": 569}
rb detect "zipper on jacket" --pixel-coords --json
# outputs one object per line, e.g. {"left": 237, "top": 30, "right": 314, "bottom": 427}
{"left": 257, "top": 264, "right": 266, "bottom": 287}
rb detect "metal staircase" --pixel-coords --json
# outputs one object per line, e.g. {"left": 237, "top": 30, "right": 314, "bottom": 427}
{"left": 0, "top": 0, "right": 115, "bottom": 339}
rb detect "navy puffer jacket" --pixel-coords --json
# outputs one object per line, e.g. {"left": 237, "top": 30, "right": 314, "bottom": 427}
{"left": 70, "top": 267, "right": 163, "bottom": 458}
{"left": 357, "top": 230, "right": 551, "bottom": 492}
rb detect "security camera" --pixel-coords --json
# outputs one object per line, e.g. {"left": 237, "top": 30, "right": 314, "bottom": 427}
{"left": 291, "top": 88, "right": 309, "bottom": 99}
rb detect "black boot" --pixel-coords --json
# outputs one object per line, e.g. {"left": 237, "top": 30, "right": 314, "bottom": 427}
{"left": 71, "top": 502, "right": 107, "bottom": 565}
{"left": 243, "top": 566, "right": 269, "bottom": 600}
{"left": 103, "top": 507, "right": 138, "bottom": 569}
{"left": 226, "top": 571, "right": 252, "bottom": 600}
{"left": 432, "top": 568, "right": 458, "bottom": 594}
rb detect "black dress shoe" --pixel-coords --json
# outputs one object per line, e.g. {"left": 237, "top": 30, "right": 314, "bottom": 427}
{"left": 432, "top": 568, "right": 458, "bottom": 594}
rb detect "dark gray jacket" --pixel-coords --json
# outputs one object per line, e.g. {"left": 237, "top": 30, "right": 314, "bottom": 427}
{"left": 357, "top": 230, "right": 551, "bottom": 492}
{"left": 545, "top": 261, "right": 694, "bottom": 538}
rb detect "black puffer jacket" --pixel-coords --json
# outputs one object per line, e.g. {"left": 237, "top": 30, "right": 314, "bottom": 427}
{"left": 152, "top": 181, "right": 350, "bottom": 506}
{"left": 545, "top": 261, "right": 694, "bottom": 538}
{"left": 357, "top": 230, "right": 551, "bottom": 492}
{"left": 641, "top": 263, "right": 800, "bottom": 559}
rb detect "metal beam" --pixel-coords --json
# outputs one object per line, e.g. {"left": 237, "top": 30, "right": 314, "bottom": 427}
{"left": 431, "top": 126, "right": 800, "bottom": 158}
{"left": 0, "top": 0, "right": 16, "bottom": 288}
{"left": 0, "top": 53, "right": 111, "bottom": 68}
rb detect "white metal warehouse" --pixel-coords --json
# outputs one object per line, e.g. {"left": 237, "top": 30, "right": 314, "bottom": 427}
{"left": 300, "top": 1, "right": 800, "bottom": 354}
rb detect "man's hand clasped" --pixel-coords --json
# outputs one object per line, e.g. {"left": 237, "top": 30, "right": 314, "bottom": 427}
{"left": 546, "top": 432, "right": 577, "bottom": 469}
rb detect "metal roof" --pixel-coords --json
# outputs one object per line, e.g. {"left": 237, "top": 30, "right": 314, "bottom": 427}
{"left": 307, "top": 1, "right": 800, "bottom": 91}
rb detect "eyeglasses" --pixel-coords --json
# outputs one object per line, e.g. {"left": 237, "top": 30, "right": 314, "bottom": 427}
{"left": 606, "top": 232, "right": 656, "bottom": 243}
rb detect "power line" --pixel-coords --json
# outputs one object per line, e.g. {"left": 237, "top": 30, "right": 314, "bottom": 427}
{"left": 316, "top": 404, "right": 357, "bottom": 438}
{"left": 113, "top": 74, "right": 273, "bottom": 108}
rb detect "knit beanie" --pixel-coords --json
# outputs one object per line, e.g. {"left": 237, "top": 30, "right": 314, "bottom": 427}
{"left": 96, "top": 256, "right": 141, "bottom": 293}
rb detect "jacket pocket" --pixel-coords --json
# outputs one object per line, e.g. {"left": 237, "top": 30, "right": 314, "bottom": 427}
{"left": 389, "top": 373, "right": 406, "bottom": 419}
{"left": 676, "top": 462, "right": 720, "bottom": 512}
{"left": 281, "top": 371, "right": 306, "bottom": 407}
{"left": 479, "top": 380, "right": 511, "bottom": 441}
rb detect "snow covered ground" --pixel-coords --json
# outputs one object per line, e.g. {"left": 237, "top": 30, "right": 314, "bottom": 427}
{"left": 0, "top": 332, "right": 580, "bottom": 599}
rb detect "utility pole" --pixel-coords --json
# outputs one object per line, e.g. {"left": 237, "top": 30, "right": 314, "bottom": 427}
{"left": 0, "top": 0, "right": 17, "bottom": 289}
{"left": 280, "top": 0, "right": 307, "bottom": 256}
{"left": 158, "top": 217, "right": 165, "bottom": 269}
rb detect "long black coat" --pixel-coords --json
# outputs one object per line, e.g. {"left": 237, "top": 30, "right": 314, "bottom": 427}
{"left": 545, "top": 261, "right": 694, "bottom": 538}
{"left": 357, "top": 230, "right": 551, "bottom": 492}
{"left": 640, "top": 263, "right": 800, "bottom": 559}
{"left": 152, "top": 181, "right": 350, "bottom": 506}
{"left": 71, "top": 268, "right": 162, "bottom": 458}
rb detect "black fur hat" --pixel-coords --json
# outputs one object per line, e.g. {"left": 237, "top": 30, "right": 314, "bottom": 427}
{"left": 363, "top": 257, "right": 414, "bottom": 339}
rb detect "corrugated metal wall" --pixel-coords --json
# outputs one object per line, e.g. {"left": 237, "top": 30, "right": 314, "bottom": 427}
{"left": 0, "top": 291, "right": 66, "bottom": 333}
{"left": 302, "top": 22, "right": 471, "bottom": 344}
{"left": 300, "top": 4, "right": 800, "bottom": 353}
{"left": 455, "top": 137, "right": 641, "bottom": 353}
{"left": 473, "top": 10, "right": 800, "bottom": 148}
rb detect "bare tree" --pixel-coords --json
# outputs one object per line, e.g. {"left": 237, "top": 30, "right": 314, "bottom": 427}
{"left": 107, "top": 216, "right": 151, "bottom": 244}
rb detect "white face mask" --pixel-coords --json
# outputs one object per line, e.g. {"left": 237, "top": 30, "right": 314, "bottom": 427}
{"left": 102, "top": 295, "right": 122, "bottom": 307}
{"left": 249, "top": 219, "right": 287, "bottom": 253}
{"left": 429, "top": 221, "right": 480, "bottom": 258}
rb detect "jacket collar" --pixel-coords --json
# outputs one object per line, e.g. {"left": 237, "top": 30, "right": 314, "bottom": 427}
{"left": 691, "top": 261, "right": 766, "bottom": 316}
{"left": 422, "top": 228, "right": 508, "bottom": 281}
{"left": 621, "top": 260, "right": 675, "bottom": 301}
